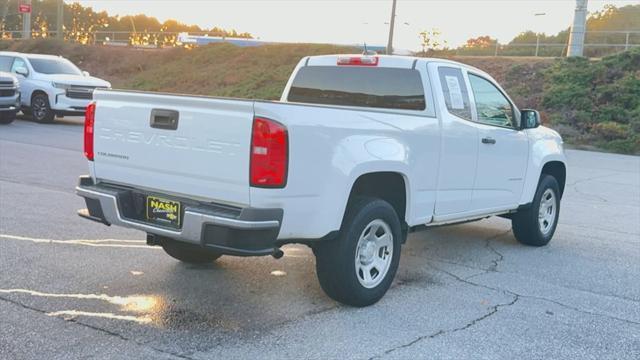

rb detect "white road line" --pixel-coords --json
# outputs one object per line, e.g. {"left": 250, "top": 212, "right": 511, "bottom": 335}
{"left": 0, "top": 289, "right": 158, "bottom": 324}
{"left": 0, "top": 234, "right": 155, "bottom": 249}
{"left": 46, "top": 310, "right": 152, "bottom": 324}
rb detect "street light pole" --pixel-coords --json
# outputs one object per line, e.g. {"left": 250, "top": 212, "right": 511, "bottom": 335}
{"left": 56, "top": 0, "right": 64, "bottom": 39}
{"left": 534, "top": 13, "right": 546, "bottom": 57}
{"left": 386, "top": 0, "right": 397, "bottom": 55}
{"left": 22, "top": 0, "right": 32, "bottom": 39}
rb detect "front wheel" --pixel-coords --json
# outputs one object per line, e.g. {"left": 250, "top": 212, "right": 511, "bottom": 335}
{"left": 0, "top": 111, "right": 16, "bottom": 124}
{"left": 512, "top": 175, "right": 561, "bottom": 246}
{"left": 31, "top": 93, "right": 55, "bottom": 123}
{"left": 315, "top": 197, "right": 401, "bottom": 307}
{"left": 161, "top": 238, "right": 223, "bottom": 264}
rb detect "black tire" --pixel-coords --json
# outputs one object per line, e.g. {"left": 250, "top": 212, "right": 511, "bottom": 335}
{"left": 0, "top": 111, "right": 16, "bottom": 124}
{"left": 31, "top": 93, "right": 55, "bottom": 123}
{"left": 315, "top": 197, "right": 402, "bottom": 307}
{"left": 161, "top": 238, "right": 223, "bottom": 264}
{"left": 512, "top": 175, "right": 561, "bottom": 246}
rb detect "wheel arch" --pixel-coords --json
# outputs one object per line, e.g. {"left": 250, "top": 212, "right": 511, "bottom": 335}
{"left": 344, "top": 171, "right": 409, "bottom": 229}
{"left": 31, "top": 89, "right": 49, "bottom": 103}
{"left": 541, "top": 161, "right": 566, "bottom": 197}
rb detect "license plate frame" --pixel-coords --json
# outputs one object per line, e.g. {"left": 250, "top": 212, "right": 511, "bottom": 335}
{"left": 146, "top": 196, "right": 181, "bottom": 228}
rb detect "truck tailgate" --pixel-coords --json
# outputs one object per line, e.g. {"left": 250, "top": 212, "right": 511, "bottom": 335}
{"left": 92, "top": 90, "right": 253, "bottom": 206}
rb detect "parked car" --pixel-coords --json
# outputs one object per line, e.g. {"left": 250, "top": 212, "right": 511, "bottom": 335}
{"left": 0, "top": 71, "right": 20, "bottom": 124}
{"left": 0, "top": 52, "right": 111, "bottom": 123}
{"left": 76, "top": 54, "right": 566, "bottom": 306}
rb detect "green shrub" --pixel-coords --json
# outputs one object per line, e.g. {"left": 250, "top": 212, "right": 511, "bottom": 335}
{"left": 539, "top": 48, "right": 640, "bottom": 154}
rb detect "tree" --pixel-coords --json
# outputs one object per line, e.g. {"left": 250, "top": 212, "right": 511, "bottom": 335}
{"left": 419, "top": 29, "right": 447, "bottom": 54}
{"left": 464, "top": 35, "right": 496, "bottom": 48}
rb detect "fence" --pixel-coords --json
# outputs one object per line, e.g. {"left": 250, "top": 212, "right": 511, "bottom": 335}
{"left": 435, "top": 31, "right": 640, "bottom": 58}
{"left": 1, "top": 29, "right": 639, "bottom": 58}
{"left": 0, "top": 30, "right": 223, "bottom": 47}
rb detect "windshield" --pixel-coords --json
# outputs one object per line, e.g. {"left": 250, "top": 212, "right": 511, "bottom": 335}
{"left": 28, "top": 57, "right": 82, "bottom": 75}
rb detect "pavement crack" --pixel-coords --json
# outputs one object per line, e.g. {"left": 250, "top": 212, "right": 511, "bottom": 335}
{"left": 0, "top": 295, "right": 194, "bottom": 360}
{"left": 484, "top": 230, "right": 510, "bottom": 272}
{"left": 571, "top": 183, "right": 608, "bottom": 203}
{"left": 566, "top": 173, "right": 617, "bottom": 187}
{"left": 430, "top": 265, "right": 640, "bottom": 327}
{"left": 369, "top": 294, "right": 519, "bottom": 359}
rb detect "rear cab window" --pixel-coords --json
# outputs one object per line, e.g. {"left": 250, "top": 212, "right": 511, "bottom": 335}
{"left": 437, "top": 66, "right": 472, "bottom": 121}
{"left": 287, "top": 66, "right": 426, "bottom": 111}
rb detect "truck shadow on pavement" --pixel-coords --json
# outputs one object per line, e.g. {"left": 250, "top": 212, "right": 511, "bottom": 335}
{"left": 0, "top": 218, "right": 523, "bottom": 350}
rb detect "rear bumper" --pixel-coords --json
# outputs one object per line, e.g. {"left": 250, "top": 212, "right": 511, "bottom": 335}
{"left": 75, "top": 176, "right": 283, "bottom": 256}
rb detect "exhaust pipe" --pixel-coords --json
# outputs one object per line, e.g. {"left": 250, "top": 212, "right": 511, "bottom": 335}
{"left": 272, "top": 249, "right": 284, "bottom": 259}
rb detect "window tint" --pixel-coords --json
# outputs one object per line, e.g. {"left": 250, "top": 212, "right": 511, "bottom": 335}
{"left": 468, "top": 74, "right": 516, "bottom": 128}
{"left": 0, "top": 56, "right": 14, "bottom": 72}
{"left": 11, "top": 58, "right": 28, "bottom": 76}
{"left": 28, "top": 57, "right": 81, "bottom": 75}
{"left": 438, "top": 67, "right": 471, "bottom": 120}
{"left": 287, "top": 66, "right": 425, "bottom": 110}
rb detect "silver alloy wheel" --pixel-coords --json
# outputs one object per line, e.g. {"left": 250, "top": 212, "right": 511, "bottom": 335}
{"left": 538, "top": 188, "right": 557, "bottom": 235}
{"left": 32, "top": 96, "right": 48, "bottom": 120}
{"left": 354, "top": 219, "right": 393, "bottom": 289}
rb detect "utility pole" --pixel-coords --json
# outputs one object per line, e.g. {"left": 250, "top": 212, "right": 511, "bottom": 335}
{"left": 567, "top": 0, "right": 588, "bottom": 57}
{"left": 386, "top": 0, "right": 397, "bottom": 55}
{"left": 56, "top": 0, "right": 64, "bottom": 39}
{"left": 22, "top": 0, "right": 32, "bottom": 39}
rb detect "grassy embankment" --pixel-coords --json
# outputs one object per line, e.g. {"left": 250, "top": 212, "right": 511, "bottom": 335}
{"left": 1, "top": 40, "right": 638, "bottom": 154}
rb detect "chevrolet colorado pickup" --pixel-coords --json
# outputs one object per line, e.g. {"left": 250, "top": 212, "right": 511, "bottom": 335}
{"left": 76, "top": 54, "right": 566, "bottom": 306}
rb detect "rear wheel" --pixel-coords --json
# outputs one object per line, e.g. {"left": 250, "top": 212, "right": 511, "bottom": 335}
{"left": 512, "top": 175, "right": 560, "bottom": 246}
{"left": 161, "top": 238, "right": 223, "bottom": 264}
{"left": 315, "top": 197, "right": 401, "bottom": 307}
{"left": 31, "top": 93, "right": 55, "bottom": 123}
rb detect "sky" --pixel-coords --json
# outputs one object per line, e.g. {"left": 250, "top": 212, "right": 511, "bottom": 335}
{"left": 72, "top": 0, "right": 639, "bottom": 50}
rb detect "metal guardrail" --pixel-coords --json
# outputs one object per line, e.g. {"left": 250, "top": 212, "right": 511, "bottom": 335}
{"left": 1, "top": 29, "right": 639, "bottom": 57}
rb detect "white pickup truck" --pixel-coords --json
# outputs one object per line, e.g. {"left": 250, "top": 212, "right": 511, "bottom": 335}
{"left": 76, "top": 54, "right": 566, "bottom": 306}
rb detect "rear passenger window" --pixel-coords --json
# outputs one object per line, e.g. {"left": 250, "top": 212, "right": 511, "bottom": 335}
{"left": 437, "top": 67, "right": 471, "bottom": 121}
{"left": 287, "top": 66, "right": 426, "bottom": 111}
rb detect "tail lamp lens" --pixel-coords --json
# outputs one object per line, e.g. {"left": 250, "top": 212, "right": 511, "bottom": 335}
{"left": 250, "top": 117, "right": 288, "bottom": 187}
{"left": 84, "top": 102, "right": 96, "bottom": 161}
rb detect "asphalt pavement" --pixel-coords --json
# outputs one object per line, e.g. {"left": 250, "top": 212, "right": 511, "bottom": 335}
{"left": 1, "top": 117, "right": 639, "bottom": 359}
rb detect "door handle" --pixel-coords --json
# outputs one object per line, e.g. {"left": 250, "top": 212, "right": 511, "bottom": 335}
{"left": 481, "top": 137, "right": 496, "bottom": 144}
{"left": 150, "top": 109, "right": 179, "bottom": 130}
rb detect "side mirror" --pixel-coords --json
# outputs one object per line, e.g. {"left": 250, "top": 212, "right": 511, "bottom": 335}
{"left": 82, "top": 71, "right": 90, "bottom": 77}
{"left": 521, "top": 109, "right": 541, "bottom": 129}
{"left": 15, "top": 67, "right": 28, "bottom": 77}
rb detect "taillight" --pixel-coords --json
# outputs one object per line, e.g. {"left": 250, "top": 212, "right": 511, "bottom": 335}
{"left": 337, "top": 56, "right": 378, "bottom": 66}
{"left": 84, "top": 102, "right": 96, "bottom": 161}
{"left": 250, "top": 117, "right": 288, "bottom": 188}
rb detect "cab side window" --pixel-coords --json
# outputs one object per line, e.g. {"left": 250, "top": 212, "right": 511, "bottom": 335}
{"left": 468, "top": 74, "right": 516, "bottom": 128}
{"left": 10, "top": 58, "right": 28, "bottom": 76}
{"left": 438, "top": 67, "right": 472, "bottom": 121}
{"left": 0, "top": 56, "right": 13, "bottom": 72}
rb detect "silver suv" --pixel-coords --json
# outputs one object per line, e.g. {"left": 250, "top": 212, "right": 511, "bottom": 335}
{"left": 0, "top": 71, "right": 20, "bottom": 124}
